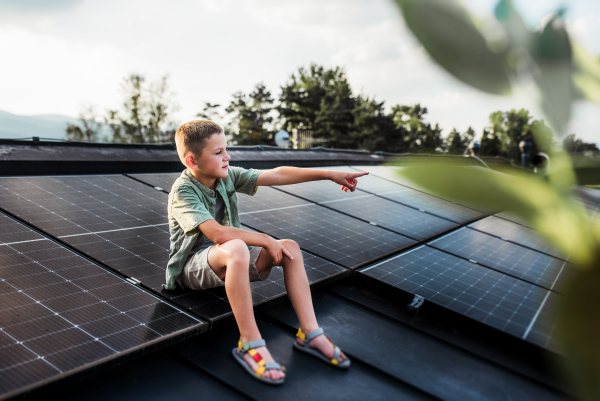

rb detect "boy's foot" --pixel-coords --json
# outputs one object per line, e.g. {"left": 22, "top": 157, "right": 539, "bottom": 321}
{"left": 239, "top": 345, "right": 286, "bottom": 381}
{"left": 296, "top": 333, "right": 347, "bottom": 363}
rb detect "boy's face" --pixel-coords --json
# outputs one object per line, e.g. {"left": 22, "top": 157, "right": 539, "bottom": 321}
{"left": 186, "top": 131, "right": 230, "bottom": 179}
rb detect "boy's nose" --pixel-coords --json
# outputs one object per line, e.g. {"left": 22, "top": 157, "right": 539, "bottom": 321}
{"left": 223, "top": 152, "right": 231, "bottom": 162}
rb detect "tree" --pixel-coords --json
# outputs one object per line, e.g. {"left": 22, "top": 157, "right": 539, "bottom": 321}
{"left": 391, "top": 104, "right": 443, "bottom": 153}
{"left": 480, "top": 109, "right": 557, "bottom": 163}
{"left": 446, "top": 127, "right": 469, "bottom": 154}
{"left": 65, "top": 105, "right": 102, "bottom": 142}
{"left": 563, "top": 134, "right": 600, "bottom": 156}
{"left": 278, "top": 64, "right": 356, "bottom": 148}
{"left": 106, "top": 74, "right": 178, "bottom": 143}
{"left": 226, "top": 83, "right": 275, "bottom": 146}
{"left": 352, "top": 96, "right": 400, "bottom": 152}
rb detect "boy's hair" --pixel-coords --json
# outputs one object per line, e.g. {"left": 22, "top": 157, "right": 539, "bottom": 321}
{"left": 175, "top": 120, "right": 223, "bottom": 163}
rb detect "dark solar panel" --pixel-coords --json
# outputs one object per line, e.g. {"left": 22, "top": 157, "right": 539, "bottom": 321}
{"left": 128, "top": 173, "right": 180, "bottom": 192}
{"left": 428, "top": 228, "right": 574, "bottom": 293}
{"left": 351, "top": 166, "right": 486, "bottom": 223}
{"left": 469, "top": 216, "right": 565, "bottom": 260}
{"left": 0, "top": 175, "right": 345, "bottom": 321}
{"left": 237, "top": 186, "right": 312, "bottom": 214}
{"left": 359, "top": 246, "right": 558, "bottom": 351}
{"left": 0, "top": 213, "right": 205, "bottom": 399}
{"left": 523, "top": 291, "right": 562, "bottom": 352}
{"left": 275, "top": 182, "right": 457, "bottom": 240}
{"left": 240, "top": 204, "right": 416, "bottom": 268}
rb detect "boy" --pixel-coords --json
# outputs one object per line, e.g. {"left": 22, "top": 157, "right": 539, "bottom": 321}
{"left": 165, "top": 120, "right": 368, "bottom": 385}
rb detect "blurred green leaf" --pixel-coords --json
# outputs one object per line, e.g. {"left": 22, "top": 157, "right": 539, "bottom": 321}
{"left": 532, "top": 15, "right": 573, "bottom": 135}
{"left": 395, "top": 160, "right": 598, "bottom": 265}
{"left": 572, "top": 44, "right": 600, "bottom": 103}
{"left": 394, "top": 0, "right": 511, "bottom": 95}
{"left": 549, "top": 158, "right": 600, "bottom": 186}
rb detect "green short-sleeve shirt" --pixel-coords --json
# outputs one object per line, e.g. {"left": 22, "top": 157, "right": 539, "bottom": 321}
{"left": 163, "top": 166, "right": 261, "bottom": 290}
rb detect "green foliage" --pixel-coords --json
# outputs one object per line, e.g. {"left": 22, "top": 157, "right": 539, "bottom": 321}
{"left": 563, "top": 134, "right": 600, "bottom": 156}
{"left": 65, "top": 105, "right": 102, "bottom": 142}
{"left": 392, "top": 104, "right": 443, "bottom": 153}
{"left": 352, "top": 96, "right": 399, "bottom": 152}
{"left": 105, "top": 74, "right": 178, "bottom": 143}
{"left": 226, "top": 83, "right": 275, "bottom": 146}
{"left": 446, "top": 127, "right": 474, "bottom": 154}
{"left": 394, "top": 0, "right": 511, "bottom": 95}
{"left": 477, "top": 109, "right": 556, "bottom": 164}
{"left": 391, "top": 0, "right": 600, "bottom": 398}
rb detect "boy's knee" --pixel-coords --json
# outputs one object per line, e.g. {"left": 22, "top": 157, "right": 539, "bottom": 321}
{"left": 224, "top": 239, "right": 250, "bottom": 264}
{"left": 281, "top": 239, "right": 301, "bottom": 255}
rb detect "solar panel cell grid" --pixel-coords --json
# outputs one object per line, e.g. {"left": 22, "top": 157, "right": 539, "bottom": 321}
{"left": 360, "top": 246, "right": 556, "bottom": 348}
{"left": 469, "top": 216, "right": 565, "bottom": 259}
{"left": 241, "top": 204, "right": 415, "bottom": 268}
{"left": 428, "top": 228, "right": 573, "bottom": 293}
{"left": 0, "top": 213, "right": 205, "bottom": 399}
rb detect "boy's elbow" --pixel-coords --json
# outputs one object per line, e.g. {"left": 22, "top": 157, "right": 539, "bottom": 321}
{"left": 212, "top": 226, "right": 228, "bottom": 244}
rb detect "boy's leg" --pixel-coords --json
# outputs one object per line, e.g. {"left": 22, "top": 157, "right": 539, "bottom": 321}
{"left": 207, "top": 239, "right": 284, "bottom": 380}
{"left": 254, "top": 240, "right": 346, "bottom": 362}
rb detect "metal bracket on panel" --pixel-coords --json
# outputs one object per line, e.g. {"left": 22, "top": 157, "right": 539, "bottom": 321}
{"left": 154, "top": 187, "right": 164, "bottom": 192}
{"left": 468, "top": 259, "right": 478, "bottom": 264}
{"left": 406, "top": 294, "right": 425, "bottom": 315}
{"left": 500, "top": 237, "right": 508, "bottom": 241}
{"left": 126, "top": 277, "right": 141, "bottom": 285}
{"left": 369, "top": 222, "right": 378, "bottom": 226}
{"left": 418, "top": 209, "right": 425, "bottom": 213}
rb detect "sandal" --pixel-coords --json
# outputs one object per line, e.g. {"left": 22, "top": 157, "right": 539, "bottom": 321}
{"left": 293, "top": 328, "right": 351, "bottom": 369}
{"left": 232, "top": 338, "right": 286, "bottom": 385}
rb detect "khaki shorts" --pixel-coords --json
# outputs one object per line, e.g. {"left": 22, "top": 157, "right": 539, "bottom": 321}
{"left": 177, "top": 246, "right": 272, "bottom": 290}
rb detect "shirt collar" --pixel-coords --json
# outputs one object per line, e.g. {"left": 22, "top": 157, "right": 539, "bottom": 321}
{"left": 183, "top": 169, "right": 225, "bottom": 197}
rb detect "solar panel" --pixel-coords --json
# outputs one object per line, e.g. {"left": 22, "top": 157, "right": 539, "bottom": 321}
{"left": 0, "top": 213, "right": 206, "bottom": 399}
{"left": 0, "top": 175, "right": 345, "bottom": 321}
{"left": 240, "top": 204, "right": 416, "bottom": 268}
{"left": 469, "top": 216, "right": 565, "bottom": 260}
{"left": 275, "top": 182, "right": 457, "bottom": 240}
{"left": 359, "top": 246, "right": 559, "bottom": 352}
{"left": 428, "top": 228, "right": 574, "bottom": 293}
{"left": 351, "top": 166, "right": 486, "bottom": 223}
{"left": 128, "top": 173, "right": 180, "bottom": 192}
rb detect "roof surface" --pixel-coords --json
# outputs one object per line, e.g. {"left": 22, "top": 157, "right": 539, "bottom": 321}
{"left": 1, "top": 144, "right": 592, "bottom": 400}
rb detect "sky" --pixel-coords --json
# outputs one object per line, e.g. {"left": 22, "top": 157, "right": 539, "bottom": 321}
{"left": 0, "top": 0, "right": 598, "bottom": 144}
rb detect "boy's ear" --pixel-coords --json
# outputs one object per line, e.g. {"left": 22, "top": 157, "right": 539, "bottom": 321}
{"left": 184, "top": 153, "right": 199, "bottom": 170}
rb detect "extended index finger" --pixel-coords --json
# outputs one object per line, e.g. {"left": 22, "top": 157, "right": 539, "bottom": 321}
{"left": 349, "top": 171, "right": 369, "bottom": 178}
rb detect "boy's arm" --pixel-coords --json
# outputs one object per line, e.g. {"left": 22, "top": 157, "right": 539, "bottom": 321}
{"left": 256, "top": 167, "right": 368, "bottom": 192}
{"left": 200, "top": 219, "right": 293, "bottom": 265}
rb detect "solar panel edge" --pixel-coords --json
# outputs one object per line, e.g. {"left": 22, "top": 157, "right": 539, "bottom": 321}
{"left": 355, "top": 246, "right": 561, "bottom": 353}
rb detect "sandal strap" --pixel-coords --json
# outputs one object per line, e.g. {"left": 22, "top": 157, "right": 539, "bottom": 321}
{"left": 297, "top": 327, "right": 324, "bottom": 343}
{"left": 332, "top": 346, "right": 341, "bottom": 364}
{"left": 238, "top": 338, "right": 266, "bottom": 354}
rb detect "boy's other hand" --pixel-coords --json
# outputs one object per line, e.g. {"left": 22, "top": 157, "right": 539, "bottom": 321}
{"left": 331, "top": 171, "right": 369, "bottom": 192}
{"left": 265, "top": 236, "right": 294, "bottom": 266}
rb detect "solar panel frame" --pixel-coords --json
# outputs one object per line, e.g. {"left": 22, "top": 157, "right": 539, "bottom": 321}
{"left": 0, "top": 212, "right": 206, "bottom": 399}
{"left": 359, "top": 245, "right": 560, "bottom": 352}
